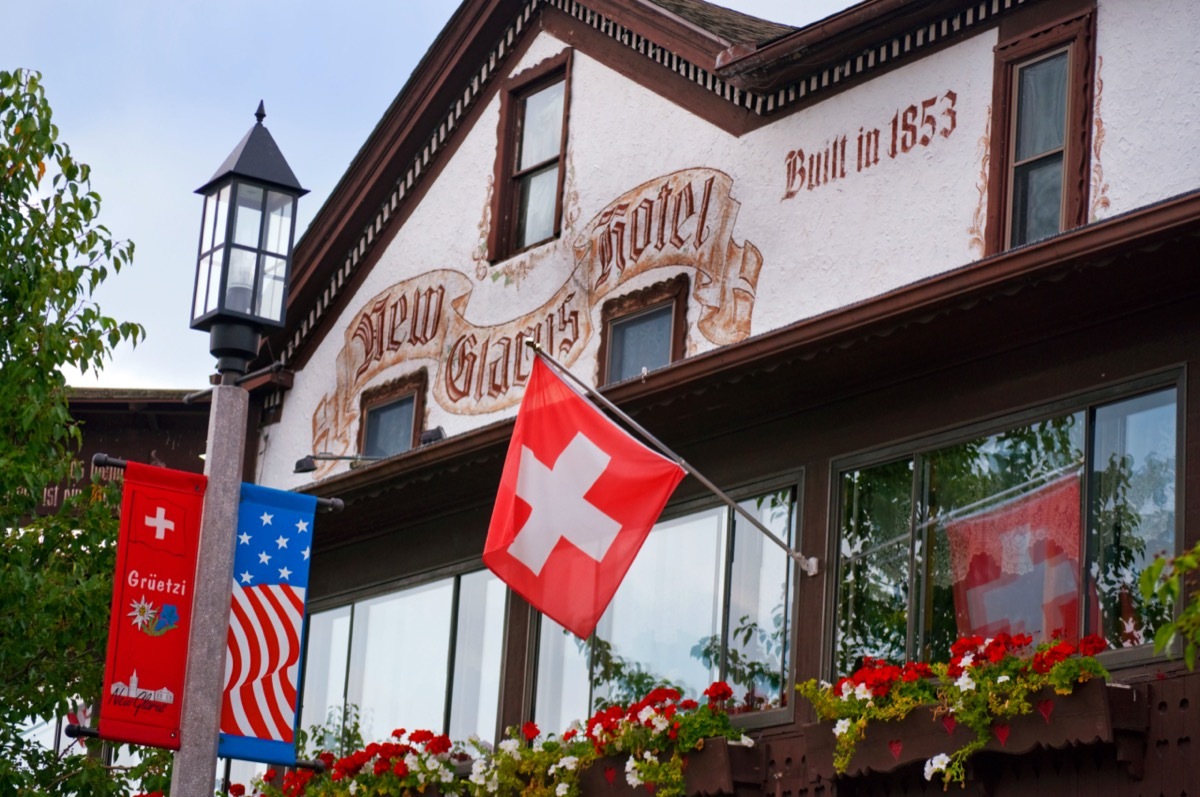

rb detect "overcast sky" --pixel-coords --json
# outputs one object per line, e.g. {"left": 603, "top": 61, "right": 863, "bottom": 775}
{"left": 8, "top": 1, "right": 856, "bottom": 390}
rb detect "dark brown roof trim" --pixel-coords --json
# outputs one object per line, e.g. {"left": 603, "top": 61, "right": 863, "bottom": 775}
{"left": 302, "top": 190, "right": 1200, "bottom": 506}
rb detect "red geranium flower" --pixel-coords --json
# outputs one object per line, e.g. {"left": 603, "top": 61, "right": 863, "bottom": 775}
{"left": 229, "top": 786, "right": 246, "bottom": 797}
{"left": 408, "top": 729, "right": 435, "bottom": 745}
{"left": 1079, "top": 633, "right": 1107, "bottom": 657}
{"left": 426, "top": 733, "right": 452, "bottom": 755}
{"left": 522, "top": 721, "right": 540, "bottom": 742}
{"left": 703, "top": 681, "right": 733, "bottom": 705}
{"left": 393, "top": 759, "right": 410, "bottom": 778}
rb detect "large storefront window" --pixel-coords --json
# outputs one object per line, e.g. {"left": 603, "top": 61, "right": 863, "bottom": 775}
{"left": 300, "top": 569, "right": 505, "bottom": 747}
{"left": 834, "top": 384, "right": 1178, "bottom": 676}
{"left": 535, "top": 487, "right": 796, "bottom": 727}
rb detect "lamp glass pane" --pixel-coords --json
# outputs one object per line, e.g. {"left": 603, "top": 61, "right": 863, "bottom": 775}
{"left": 233, "top": 184, "right": 264, "bottom": 248}
{"left": 256, "top": 254, "right": 286, "bottom": 322}
{"left": 205, "top": 247, "right": 224, "bottom": 315}
{"left": 263, "top": 191, "right": 293, "bottom": 255}
{"left": 193, "top": 253, "right": 211, "bottom": 320}
{"left": 225, "top": 248, "right": 256, "bottom": 315}
{"left": 213, "top": 185, "right": 231, "bottom": 250}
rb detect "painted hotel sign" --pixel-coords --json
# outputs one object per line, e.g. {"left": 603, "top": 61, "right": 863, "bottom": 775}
{"left": 99, "top": 462, "right": 206, "bottom": 750}
{"left": 312, "top": 168, "right": 762, "bottom": 463}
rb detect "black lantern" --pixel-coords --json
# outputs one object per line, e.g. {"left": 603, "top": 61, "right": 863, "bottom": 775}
{"left": 191, "top": 101, "right": 307, "bottom": 375}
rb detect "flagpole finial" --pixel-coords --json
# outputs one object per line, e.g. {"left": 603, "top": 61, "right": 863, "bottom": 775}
{"left": 524, "top": 339, "right": 542, "bottom": 353}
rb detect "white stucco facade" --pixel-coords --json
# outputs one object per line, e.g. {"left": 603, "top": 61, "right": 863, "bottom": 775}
{"left": 258, "top": 0, "right": 1200, "bottom": 489}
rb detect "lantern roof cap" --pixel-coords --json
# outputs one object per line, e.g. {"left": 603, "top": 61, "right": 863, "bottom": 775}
{"left": 196, "top": 101, "right": 308, "bottom": 196}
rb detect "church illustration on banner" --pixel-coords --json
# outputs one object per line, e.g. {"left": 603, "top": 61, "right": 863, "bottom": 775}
{"left": 110, "top": 670, "right": 175, "bottom": 705}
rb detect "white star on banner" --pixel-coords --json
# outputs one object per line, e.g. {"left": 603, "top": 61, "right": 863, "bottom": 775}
{"left": 302, "top": 547, "right": 310, "bottom": 561}
{"left": 278, "top": 566, "right": 292, "bottom": 581}
{"left": 238, "top": 532, "right": 251, "bottom": 545}
{"left": 295, "top": 519, "right": 308, "bottom": 533}
{"left": 275, "top": 535, "right": 289, "bottom": 549}
{"left": 258, "top": 551, "right": 271, "bottom": 565}
{"left": 239, "top": 571, "right": 253, "bottom": 584}
{"left": 260, "top": 512, "right": 273, "bottom": 526}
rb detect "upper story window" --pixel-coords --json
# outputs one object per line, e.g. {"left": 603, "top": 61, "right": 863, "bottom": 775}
{"left": 832, "top": 378, "right": 1179, "bottom": 677}
{"left": 360, "top": 371, "right": 426, "bottom": 459}
{"left": 987, "top": 4, "right": 1094, "bottom": 253}
{"left": 490, "top": 50, "right": 572, "bottom": 260}
{"left": 534, "top": 485, "right": 798, "bottom": 729}
{"left": 599, "top": 275, "right": 688, "bottom": 385}
{"left": 300, "top": 568, "right": 506, "bottom": 746}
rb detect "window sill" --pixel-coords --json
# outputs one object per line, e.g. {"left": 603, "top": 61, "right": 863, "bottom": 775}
{"left": 803, "top": 680, "right": 1147, "bottom": 781}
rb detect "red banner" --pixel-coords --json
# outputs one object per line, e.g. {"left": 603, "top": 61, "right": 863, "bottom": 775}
{"left": 99, "top": 461, "right": 206, "bottom": 749}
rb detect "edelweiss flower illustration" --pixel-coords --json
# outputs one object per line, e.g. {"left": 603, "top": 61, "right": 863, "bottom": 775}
{"left": 128, "top": 595, "right": 156, "bottom": 629}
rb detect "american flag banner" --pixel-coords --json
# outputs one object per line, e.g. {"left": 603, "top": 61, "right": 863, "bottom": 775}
{"left": 217, "top": 483, "right": 318, "bottom": 766}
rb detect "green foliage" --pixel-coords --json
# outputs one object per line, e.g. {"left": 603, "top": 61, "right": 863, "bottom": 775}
{"left": 0, "top": 68, "right": 146, "bottom": 794}
{"left": 0, "top": 68, "right": 141, "bottom": 514}
{"left": 1140, "top": 541, "right": 1200, "bottom": 670}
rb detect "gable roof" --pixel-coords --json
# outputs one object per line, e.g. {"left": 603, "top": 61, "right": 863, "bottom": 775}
{"left": 259, "top": 0, "right": 1046, "bottom": 414}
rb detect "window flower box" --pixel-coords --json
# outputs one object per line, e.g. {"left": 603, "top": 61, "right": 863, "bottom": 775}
{"left": 803, "top": 677, "right": 1147, "bottom": 782}
{"left": 578, "top": 736, "right": 762, "bottom": 797}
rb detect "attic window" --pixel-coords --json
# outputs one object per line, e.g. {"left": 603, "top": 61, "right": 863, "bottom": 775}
{"left": 489, "top": 50, "right": 572, "bottom": 261}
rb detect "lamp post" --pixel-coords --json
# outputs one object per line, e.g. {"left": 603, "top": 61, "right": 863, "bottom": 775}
{"left": 172, "top": 103, "right": 306, "bottom": 796}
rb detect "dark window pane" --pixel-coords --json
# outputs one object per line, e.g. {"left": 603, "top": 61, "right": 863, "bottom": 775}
{"left": 515, "top": 164, "right": 559, "bottom": 249}
{"left": 1015, "top": 51, "right": 1068, "bottom": 161}
{"left": 518, "top": 81, "right": 564, "bottom": 169}
{"left": 1010, "top": 152, "right": 1064, "bottom": 247}
{"left": 607, "top": 304, "right": 673, "bottom": 383}
{"left": 364, "top": 396, "right": 415, "bottom": 459}
{"left": 835, "top": 460, "right": 914, "bottom": 675}
{"left": 1088, "top": 389, "right": 1177, "bottom": 648}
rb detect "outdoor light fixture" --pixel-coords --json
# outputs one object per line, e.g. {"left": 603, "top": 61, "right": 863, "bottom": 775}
{"left": 190, "top": 101, "right": 308, "bottom": 376}
{"left": 294, "top": 453, "right": 383, "bottom": 474}
{"left": 419, "top": 426, "right": 446, "bottom": 445}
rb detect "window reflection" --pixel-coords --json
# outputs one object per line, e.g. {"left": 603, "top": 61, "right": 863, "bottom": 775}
{"left": 300, "top": 570, "right": 504, "bottom": 747}
{"left": 535, "top": 488, "right": 798, "bottom": 725}
{"left": 834, "top": 385, "right": 1179, "bottom": 675}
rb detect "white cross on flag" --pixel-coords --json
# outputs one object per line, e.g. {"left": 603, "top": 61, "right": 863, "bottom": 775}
{"left": 484, "top": 357, "right": 685, "bottom": 638}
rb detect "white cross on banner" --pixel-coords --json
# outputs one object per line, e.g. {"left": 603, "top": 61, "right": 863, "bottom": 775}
{"left": 483, "top": 357, "right": 685, "bottom": 639}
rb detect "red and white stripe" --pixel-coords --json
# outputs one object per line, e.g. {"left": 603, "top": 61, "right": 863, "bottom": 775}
{"left": 220, "top": 584, "right": 305, "bottom": 742}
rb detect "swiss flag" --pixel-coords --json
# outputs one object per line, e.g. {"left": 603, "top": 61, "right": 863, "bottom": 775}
{"left": 484, "top": 357, "right": 686, "bottom": 638}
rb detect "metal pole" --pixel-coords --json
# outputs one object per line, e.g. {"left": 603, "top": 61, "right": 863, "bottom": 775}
{"left": 525, "top": 342, "right": 819, "bottom": 576}
{"left": 170, "top": 382, "right": 248, "bottom": 795}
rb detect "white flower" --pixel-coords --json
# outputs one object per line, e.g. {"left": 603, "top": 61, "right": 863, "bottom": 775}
{"left": 487, "top": 779, "right": 499, "bottom": 794}
{"left": 625, "top": 755, "right": 643, "bottom": 787}
{"left": 924, "top": 753, "right": 951, "bottom": 781}
{"left": 650, "top": 714, "right": 669, "bottom": 733}
{"left": 738, "top": 735, "right": 754, "bottom": 748}
{"left": 854, "top": 683, "right": 872, "bottom": 700}
{"left": 498, "top": 739, "right": 520, "bottom": 755}
{"left": 960, "top": 653, "right": 975, "bottom": 668}
{"left": 996, "top": 675, "right": 1011, "bottom": 683}
{"left": 469, "top": 759, "right": 489, "bottom": 785}
{"left": 128, "top": 596, "right": 156, "bottom": 629}
{"left": 556, "top": 785, "right": 570, "bottom": 797}
{"left": 955, "top": 673, "right": 976, "bottom": 691}
{"left": 833, "top": 719, "right": 852, "bottom": 737}
{"left": 637, "top": 706, "right": 657, "bottom": 724}
{"left": 839, "top": 681, "right": 854, "bottom": 699}
{"left": 558, "top": 756, "right": 578, "bottom": 772}
{"left": 348, "top": 782, "right": 358, "bottom": 795}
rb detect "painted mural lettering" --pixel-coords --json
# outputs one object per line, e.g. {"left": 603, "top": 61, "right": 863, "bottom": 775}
{"left": 783, "top": 90, "right": 958, "bottom": 199}
{"left": 311, "top": 169, "right": 762, "bottom": 473}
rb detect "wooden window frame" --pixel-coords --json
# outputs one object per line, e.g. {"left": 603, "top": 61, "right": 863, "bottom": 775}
{"left": 358, "top": 369, "right": 427, "bottom": 458}
{"left": 488, "top": 49, "right": 573, "bottom": 262}
{"left": 986, "top": 2, "right": 1095, "bottom": 255}
{"left": 597, "top": 274, "right": 689, "bottom": 386}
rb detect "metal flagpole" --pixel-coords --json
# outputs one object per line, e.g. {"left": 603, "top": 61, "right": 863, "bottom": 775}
{"left": 525, "top": 341, "right": 819, "bottom": 577}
